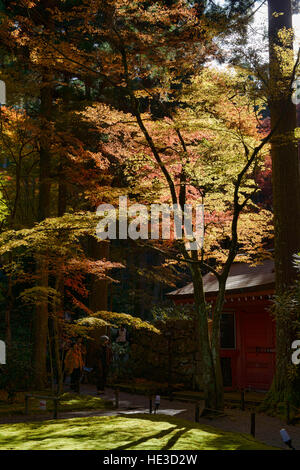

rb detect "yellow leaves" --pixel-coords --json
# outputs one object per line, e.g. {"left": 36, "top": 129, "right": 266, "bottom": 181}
{"left": 93, "top": 311, "right": 161, "bottom": 334}
{"left": 80, "top": 103, "right": 133, "bottom": 127}
{"left": 10, "top": 27, "right": 29, "bottom": 47}
{"left": 77, "top": 317, "right": 114, "bottom": 329}
{"left": 134, "top": 88, "right": 161, "bottom": 98}
{"left": 20, "top": 0, "right": 38, "bottom": 7}
{"left": 19, "top": 287, "right": 61, "bottom": 307}
{"left": 272, "top": 12, "right": 284, "bottom": 18}
{"left": 63, "top": 322, "right": 94, "bottom": 341}
{"left": 203, "top": 208, "right": 273, "bottom": 267}
{"left": 180, "top": 67, "right": 262, "bottom": 143}
{"left": 277, "top": 27, "right": 294, "bottom": 46}
{"left": 0, "top": 212, "right": 102, "bottom": 258}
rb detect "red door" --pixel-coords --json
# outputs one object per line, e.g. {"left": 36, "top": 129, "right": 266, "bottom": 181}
{"left": 220, "top": 312, "right": 237, "bottom": 389}
{"left": 242, "top": 311, "right": 275, "bottom": 390}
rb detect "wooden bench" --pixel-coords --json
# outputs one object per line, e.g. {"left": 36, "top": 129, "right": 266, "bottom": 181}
{"left": 25, "top": 394, "right": 60, "bottom": 419}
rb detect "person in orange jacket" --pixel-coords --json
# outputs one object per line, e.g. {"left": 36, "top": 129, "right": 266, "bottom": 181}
{"left": 64, "top": 337, "right": 85, "bottom": 393}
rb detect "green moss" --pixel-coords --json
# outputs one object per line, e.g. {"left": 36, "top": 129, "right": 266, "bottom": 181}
{"left": 52, "top": 393, "right": 113, "bottom": 412}
{"left": 94, "top": 311, "right": 161, "bottom": 334}
{"left": 0, "top": 392, "right": 113, "bottom": 416}
{"left": 0, "top": 414, "right": 279, "bottom": 450}
{"left": 76, "top": 317, "right": 114, "bottom": 329}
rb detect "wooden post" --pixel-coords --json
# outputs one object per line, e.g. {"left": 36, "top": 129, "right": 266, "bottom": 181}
{"left": 195, "top": 402, "right": 200, "bottom": 422}
{"left": 241, "top": 390, "right": 245, "bottom": 411}
{"left": 53, "top": 399, "right": 58, "bottom": 419}
{"left": 250, "top": 412, "right": 256, "bottom": 437}
{"left": 115, "top": 389, "right": 119, "bottom": 409}
{"left": 25, "top": 395, "right": 29, "bottom": 414}
{"left": 167, "top": 334, "right": 171, "bottom": 391}
{"left": 286, "top": 401, "right": 290, "bottom": 425}
{"left": 149, "top": 396, "right": 152, "bottom": 414}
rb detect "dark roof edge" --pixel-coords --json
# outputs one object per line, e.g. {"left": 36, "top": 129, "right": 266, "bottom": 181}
{"left": 167, "top": 282, "right": 275, "bottom": 298}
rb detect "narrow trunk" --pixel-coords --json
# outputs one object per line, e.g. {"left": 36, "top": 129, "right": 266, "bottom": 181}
{"left": 37, "top": 77, "right": 52, "bottom": 222}
{"left": 190, "top": 261, "right": 218, "bottom": 410}
{"left": 52, "top": 315, "right": 63, "bottom": 395}
{"left": 5, "top": 292, "right": 12, "bottom": 349}
{"left": 211, "top": 283, "right": 226, "bottom": 411}
{"left": 58, "top": 73, "right": 69, "bottom": 218}
{"left": 5, "top": 253, "right": 13, "bottom": 349}
{"left": 34, "top": 257, "right": 49, "bottom": 389}
{"left": 55, "top": 269, "right": 65, "bottom": 394}
{"left": 47, "top": 328, "right": 56, "bottom": 393}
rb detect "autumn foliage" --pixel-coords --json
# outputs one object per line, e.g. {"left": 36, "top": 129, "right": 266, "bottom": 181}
{"left": 0, "top": 1, "right": 277, "bottom": 404}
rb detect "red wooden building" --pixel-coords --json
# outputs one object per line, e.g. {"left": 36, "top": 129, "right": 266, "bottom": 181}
{"left": 167, "top": 259, "right": 276, "bottom": 391}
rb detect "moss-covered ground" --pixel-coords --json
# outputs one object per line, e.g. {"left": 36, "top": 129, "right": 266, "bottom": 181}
{"left": 0, "top": 414, "right": 279, "bottom": 450}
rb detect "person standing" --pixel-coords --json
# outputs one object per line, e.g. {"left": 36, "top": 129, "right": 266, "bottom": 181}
{"left": 96, "top": 335, "right": 112, "bottom": 394}
{"left": 64, "top": 337, "right": 85, "bottom": 393}
{"left": 116, "top": 324, "right": 128, "bottom": 344}
{"left": 154, "top": 394, "right": 160, "bottom": 414}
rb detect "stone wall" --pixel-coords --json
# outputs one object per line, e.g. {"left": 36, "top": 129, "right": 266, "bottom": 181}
{"left": 127, "top": 319, "right": 203, "bottom": 389}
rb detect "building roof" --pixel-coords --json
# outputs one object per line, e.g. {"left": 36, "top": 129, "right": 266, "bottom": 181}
{"left": 167, "top": 259, "right": 275, "bottom": 297}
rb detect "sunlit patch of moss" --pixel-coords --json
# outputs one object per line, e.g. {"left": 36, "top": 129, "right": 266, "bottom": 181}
{"left": 0, "top": 392, "right": 112, "bottom": 416}
{"left": 0, "top": 414, "right": 279, "bottom": 450}
{"left": 56, "top": 393, "right": 113, "bottom": 412}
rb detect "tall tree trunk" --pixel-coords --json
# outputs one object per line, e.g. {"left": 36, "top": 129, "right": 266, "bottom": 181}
{"left": 58, "top": 73, "right": 70, "bottom": 218}
{"left": 5, "top": 252, "right": 13, "bottom": 350}
{"left": 267, "top": 0, "right": 300, "bottom": 403}
{"left": 5, "top": 281, "right": 12, "bottom": 349}
{"left": 52, "top": 315, "right": 63, "bottom": 395}
{"left": 33, "top": 73, "right": 53, "bottom": 389}
{"left": 211, "top": 283, "right": 226, "bottom": 411}
{"left": 38, "top": 76, "right": 52, "bottom": 222}
{"left": 190, "top": 260, "right": 218, "bottom": 410}
{"left": 34, "top": 256, "right": 49, "bottom": 389}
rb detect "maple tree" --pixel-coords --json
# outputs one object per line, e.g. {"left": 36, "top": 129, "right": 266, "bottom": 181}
{"left": 81, "top": 64, "right": 274, "bottom": 409}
